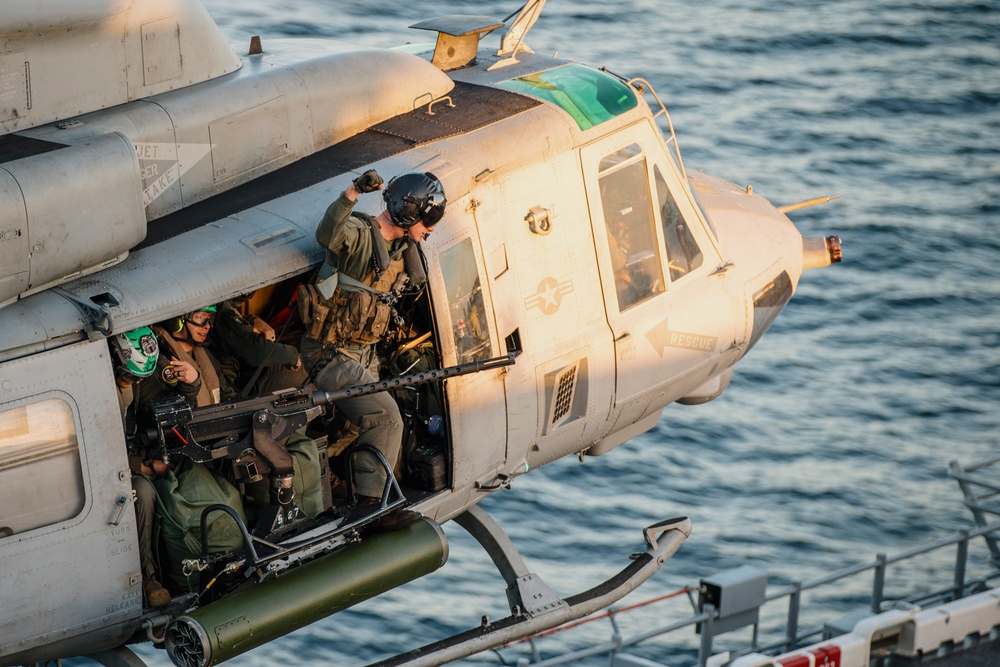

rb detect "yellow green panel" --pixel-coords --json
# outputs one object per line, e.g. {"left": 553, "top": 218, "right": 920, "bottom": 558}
{"left": 498, "top": 64, "right": 638, "bottom": 130}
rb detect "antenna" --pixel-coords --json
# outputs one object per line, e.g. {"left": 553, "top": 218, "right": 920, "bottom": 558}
{"left": 491, "top": 0, "right": 547, "bottom": 68}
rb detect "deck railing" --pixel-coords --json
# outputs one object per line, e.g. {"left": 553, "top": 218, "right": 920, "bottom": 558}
{"left": 490, "top": 519, "right": 1000, "bottom": 667}
{"left": 950, "top": 455, "right": 1000, "bottom": 565}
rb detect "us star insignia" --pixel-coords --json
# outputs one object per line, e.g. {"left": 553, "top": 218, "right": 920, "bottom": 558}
{"left": 524, "top": 277, "right": 573, "bottom": 315}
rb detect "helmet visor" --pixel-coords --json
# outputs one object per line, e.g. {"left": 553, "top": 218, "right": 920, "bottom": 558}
{"left": 420, "top": 192, "right": 446, "bottom": 226}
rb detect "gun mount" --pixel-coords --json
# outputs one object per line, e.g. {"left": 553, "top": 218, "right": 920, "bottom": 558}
{"left": 145, "top": 352, "right": 517, "bottom": 468}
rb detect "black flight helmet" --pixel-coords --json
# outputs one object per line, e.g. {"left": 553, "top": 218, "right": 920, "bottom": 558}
{"left": 383, "top": 172, "right": 447, "bottom": 229}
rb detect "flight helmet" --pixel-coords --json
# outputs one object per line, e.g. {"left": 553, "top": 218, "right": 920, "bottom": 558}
{"left": 169, "top": 304, "right": 218, "bottom": 332}
{"left": 382, "top": 172, "right": 447, "bottom": 229}
{"left": 188, "top": 304, "right": 218, "bottom": 318}
{"left": 111, "top": 326, "right": 159, "bottom": 378}
{"left": 179, "top": 304, "right": 217, "bottom": 346}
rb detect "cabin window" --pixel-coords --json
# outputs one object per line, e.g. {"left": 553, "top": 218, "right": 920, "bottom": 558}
{"left": 598, "top": 144, "right": 664, "bottom": 310}
{"left": 497, "top": 64, "right": 638, "bottom": 131}
{"left": 654, "top": 165, "right": 703, "bottom": 281}
{"left": 0, "top": 397, "right": 85, "bottom": 538}
{"left": 440, "top": 238, "right": 491, "bottom": 364}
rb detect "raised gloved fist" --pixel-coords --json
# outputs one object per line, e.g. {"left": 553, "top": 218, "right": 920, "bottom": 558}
{"left": 353, "top": 170, "right": 383, "bottom": 193}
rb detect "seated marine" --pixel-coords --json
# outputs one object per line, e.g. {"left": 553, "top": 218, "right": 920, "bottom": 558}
{"left": 208, "top": 294, "right": 308, "bottom": 397}
{"left": 109, "top": 326, "right": 172, "bottom": 608}
{"left": 145, "top": 307, "right": 325, "bottom": 585}
{"left": 149, "top": 305, "right": 232, "bottom": 407}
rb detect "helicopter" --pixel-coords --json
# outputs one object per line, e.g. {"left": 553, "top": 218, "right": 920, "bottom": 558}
{"left": 0, "top": 0, "right": 843, "bottom": 666}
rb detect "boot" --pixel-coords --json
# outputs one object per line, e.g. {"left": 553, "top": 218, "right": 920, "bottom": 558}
{"left": 330, "top": 472, "right": 349, "bottom": 500}
{"left": 369, "top": 508, "right": 421, "bottom": 532}
{"left": 143, "top": 575, "right": 171, "bottom": 609}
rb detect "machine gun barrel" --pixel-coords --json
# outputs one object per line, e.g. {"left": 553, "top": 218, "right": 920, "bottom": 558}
{"left": 147, "top": 352, "right": 516, "bottom": 461}
{"left": 311, "top": 352, "right": 517, "bottom": 407}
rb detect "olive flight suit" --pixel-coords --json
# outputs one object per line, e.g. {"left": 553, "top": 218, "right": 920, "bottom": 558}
{"left": 208, "top": 301, "right": 308, "bottom": 395}
{"left": 301, "top": 190, "right": 407, "bottom": 498}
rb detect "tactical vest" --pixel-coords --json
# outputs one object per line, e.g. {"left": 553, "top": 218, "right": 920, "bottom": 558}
{"left": 300, "top": 218, "right": 412, "bottom": 346}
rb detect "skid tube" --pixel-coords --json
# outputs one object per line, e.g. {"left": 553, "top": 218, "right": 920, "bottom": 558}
{"left": 368, "top": 506, "right": 692, "bottom": 667}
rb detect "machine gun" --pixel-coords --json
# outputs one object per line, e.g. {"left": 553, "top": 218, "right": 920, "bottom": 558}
{"left": 144, "top": 352, "right": 517, "bottom": 487}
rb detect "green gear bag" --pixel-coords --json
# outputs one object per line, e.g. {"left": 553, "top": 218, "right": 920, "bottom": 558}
{"left": 242, "top": 432, "right": 325, "bottom": 522}
{"left": 152, "top": 459, "right": 248, "bottom": 592}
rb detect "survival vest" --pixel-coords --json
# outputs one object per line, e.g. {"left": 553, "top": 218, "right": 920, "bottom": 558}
{"left": 299, "top": 216, "right": 421, "bottom": 346}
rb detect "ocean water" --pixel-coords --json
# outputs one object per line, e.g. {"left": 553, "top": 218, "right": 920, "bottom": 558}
{"left": 129, "top": 0, "right": 1000, "bottom": 665}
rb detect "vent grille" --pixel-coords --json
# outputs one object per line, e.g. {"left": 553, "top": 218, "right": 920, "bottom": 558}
{"left": 541, "top": 358, "right": 588, "bottom": 435}
{"left": 551, "top": 365, "right": 578, "bottom": 426}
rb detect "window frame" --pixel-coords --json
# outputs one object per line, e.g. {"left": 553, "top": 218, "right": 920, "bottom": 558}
{"left": 653, "top": 163, "right": 705, "bottom": 284}
{"left": 596, "top": 146, "right": 667, "bottom": 312}
{"left": 0, "top": 390, "right": 87, "bottom": 539}
{"left": 434, "top": 234, "right": 497, "bottom": 366}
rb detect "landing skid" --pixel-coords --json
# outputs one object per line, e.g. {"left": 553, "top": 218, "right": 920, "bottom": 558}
{"left": 368, "top": 506, "right": 692, "bottom": 667}
{"left": 81, "top": 510, "right": 689, "bottom": 667}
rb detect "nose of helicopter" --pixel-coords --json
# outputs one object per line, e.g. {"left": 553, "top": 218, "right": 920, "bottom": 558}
{"left": 687, "top": 171, "right": 842, "bottom": 285}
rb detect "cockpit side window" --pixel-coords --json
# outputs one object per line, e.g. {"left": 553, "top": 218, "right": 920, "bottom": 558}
{"left": 439, "top": 238, "right": 491, "bottom": 364}
{"left": 654, "top": 165, "right": 703, "bottom": 281}
{"left": 598, "top": 144, "right": 664, "bottom": 311}
{"left": 0, "top": 397, "right": 84, "bottom": 538}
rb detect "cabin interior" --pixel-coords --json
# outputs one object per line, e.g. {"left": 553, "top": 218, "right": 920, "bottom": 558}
{"left": 249, "top": 267, "right": 454, "bottom": 498}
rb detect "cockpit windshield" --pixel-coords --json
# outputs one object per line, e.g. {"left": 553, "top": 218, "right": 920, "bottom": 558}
{"left": 497, "top": 64, "right": 638, "bottom": 130}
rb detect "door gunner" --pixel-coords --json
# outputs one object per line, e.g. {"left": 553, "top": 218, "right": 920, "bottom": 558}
{"left": 300, "top": 170, "right": 446, "bottom": 530}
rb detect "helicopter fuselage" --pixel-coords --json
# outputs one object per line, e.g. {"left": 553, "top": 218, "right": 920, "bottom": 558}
{"left": 0, "top": 2, "right": 839, "bottom": 665}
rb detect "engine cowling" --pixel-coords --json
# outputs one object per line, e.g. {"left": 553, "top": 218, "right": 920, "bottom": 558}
{"left": 0, "top": 132, "right": 145, "bottom": 307}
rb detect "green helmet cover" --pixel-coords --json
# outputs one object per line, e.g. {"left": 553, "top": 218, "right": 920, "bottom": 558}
{"left": 184, "top": 304, "right": 217, "bottom": 320}
{"left": 113, "top": 326, "right": 159, "bottom": 378}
